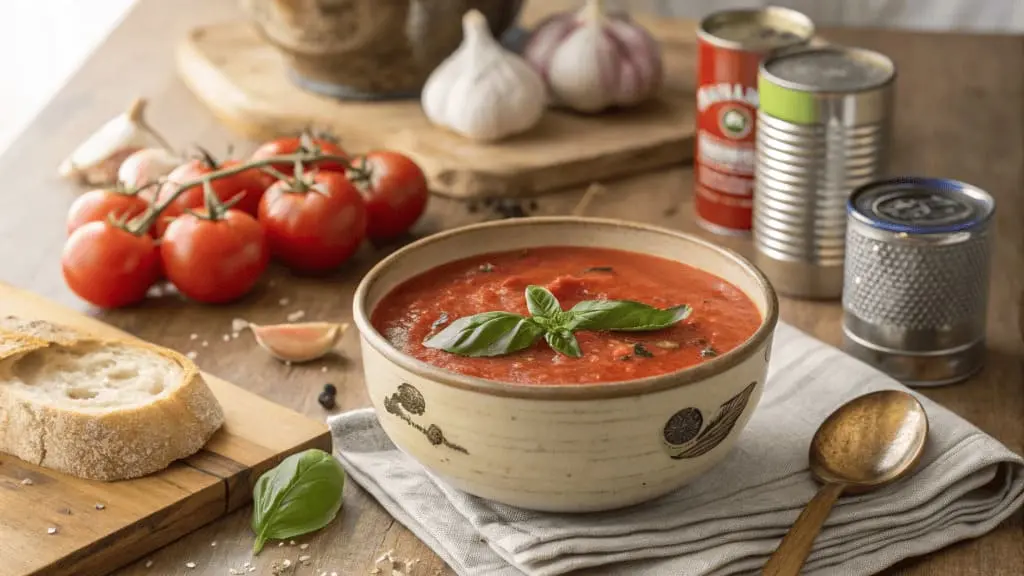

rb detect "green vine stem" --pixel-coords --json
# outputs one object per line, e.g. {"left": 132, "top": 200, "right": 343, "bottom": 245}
{"left": 126, "top": 151, "right": 357, "bottom": 236}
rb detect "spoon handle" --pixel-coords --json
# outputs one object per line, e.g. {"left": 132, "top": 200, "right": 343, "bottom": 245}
{"left": 762, "top": 482, "right": 846, "bottom": 576}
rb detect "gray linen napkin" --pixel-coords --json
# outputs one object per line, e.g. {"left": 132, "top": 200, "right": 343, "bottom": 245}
{"left": 329, "top": 323, "right": 1024, "bottom": 576}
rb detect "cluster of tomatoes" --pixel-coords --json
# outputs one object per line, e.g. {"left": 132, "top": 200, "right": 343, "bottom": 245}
{"left": 62, "top": 135, "right": 428, "bottom": 309}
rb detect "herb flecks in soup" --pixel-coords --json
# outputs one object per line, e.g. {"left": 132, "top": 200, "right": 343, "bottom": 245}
{"left": 371, "top": 247, "right": 762, "bottom": 385}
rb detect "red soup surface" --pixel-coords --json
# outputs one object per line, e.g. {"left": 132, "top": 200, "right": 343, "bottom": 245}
{"left": 371, "top": 246, "right": 762, "bottom": 385}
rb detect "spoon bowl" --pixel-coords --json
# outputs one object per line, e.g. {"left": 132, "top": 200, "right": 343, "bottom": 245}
{"left": 763, "top": 389, "right": 929, "bottom": 575}
{"left": 810, "top": 389, "right": 929, "bottom": 493}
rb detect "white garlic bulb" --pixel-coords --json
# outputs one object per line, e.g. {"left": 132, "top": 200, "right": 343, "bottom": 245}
{"left": 58, "top": 98, "right": 174, "bottom": 186}
{"left": 421, "top": 9, "right": 546, "bottom": 142}
{"left": 524, "top": 0, "right": 664, "bottom": 113}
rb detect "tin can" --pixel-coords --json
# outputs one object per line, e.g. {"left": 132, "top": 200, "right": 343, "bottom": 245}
{"left": 753, "top": 46, "right": 895, "bottom": 299}
{"left": 695, "top": 7, "right": 814, "bottom": 235}
{"left": 842, "top": 177, "right": 995, "bottom": 387}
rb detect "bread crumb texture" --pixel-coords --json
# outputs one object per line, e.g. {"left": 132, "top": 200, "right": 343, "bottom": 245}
{"left": 0, "top": 316, "right": 224, "bottom": 481}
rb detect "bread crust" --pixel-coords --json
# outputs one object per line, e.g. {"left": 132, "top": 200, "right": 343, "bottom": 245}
{"left": 0, "top": 319, "right": 225, "bottom": 481}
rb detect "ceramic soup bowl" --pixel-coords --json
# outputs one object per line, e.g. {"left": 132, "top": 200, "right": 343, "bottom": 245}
{"left": 352, "top": 217, "right": 779, "bottom": 512}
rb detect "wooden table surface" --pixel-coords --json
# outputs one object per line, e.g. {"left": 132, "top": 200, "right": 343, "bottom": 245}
{"left": 1, "top": 0, "right": 1020, "bottom": 575}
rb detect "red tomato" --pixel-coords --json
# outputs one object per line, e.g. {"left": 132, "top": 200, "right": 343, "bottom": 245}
{"left": 250, "top": 136, "right": 348, "bottom": 176}
{"left": 153, "top": 158, "right": 268, "bottom": 236}
{"left": 258, "top": 172, "right": 367, "bottom": 273}
{"left": 160, "top": 210, "right": 269, "bottom": 304}
{"left": 62, "top": 221, "right": 161, "bottom": 308}
{"left": 66, "top": 188, "right": 150, "bottom": 236}
{"left": 350, "top": 151, "right": 428, "bottom": 241}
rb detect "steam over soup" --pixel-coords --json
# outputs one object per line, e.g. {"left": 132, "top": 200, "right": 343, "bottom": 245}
{"left": 371, "top": 247, "right": 762, "bottom": 384}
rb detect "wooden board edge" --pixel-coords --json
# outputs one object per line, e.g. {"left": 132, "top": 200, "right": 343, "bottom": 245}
{"left": 420, "top": 132, "right": 695, "bottom": 200}
{"left": 34, "top": 480, "right": 225, "bottom": 576}
{"left": 221, "top": 428, "right": 334, "bottom": 512}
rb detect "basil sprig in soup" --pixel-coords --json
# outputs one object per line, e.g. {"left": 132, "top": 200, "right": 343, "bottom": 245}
{"left": 424, "top": 285, "right": 691, "bottom": 358}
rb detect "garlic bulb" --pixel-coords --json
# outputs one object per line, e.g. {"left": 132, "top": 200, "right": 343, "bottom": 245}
{"left": 59, "top": 98, "right": 174, "bottom": 186}
{"left": 524, "top": 0, "right": 664, "bottom": 113}
{"left": 421, "top": 9, "right": 546, "bottom": 142}
{"left": 118, "top": 147, "right": 184, "bottom": 190}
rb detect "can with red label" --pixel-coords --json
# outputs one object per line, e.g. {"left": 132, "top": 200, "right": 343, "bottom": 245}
{"left": 695, "top": 8, "right": 814, "bottom": 235}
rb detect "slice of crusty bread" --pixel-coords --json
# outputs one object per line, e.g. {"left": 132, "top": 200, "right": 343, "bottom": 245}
{"left": 0, "top": 316, "right": 224, "bottom": 481}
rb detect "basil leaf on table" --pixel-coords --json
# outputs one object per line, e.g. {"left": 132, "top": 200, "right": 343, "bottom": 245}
{"left": 567, "top": 300, "right": 692, "bottom": 332}
{"left": 251, "top": 448, "right": 345, "bottom": 554}
{"left": 526, "top": 285, "right": 564, "bottom": 318}
{"left": 423, "top": 311, "right": 545, "bottom": 357}
{"left": 545, "top": 330, "right": 582, "bottom": 358}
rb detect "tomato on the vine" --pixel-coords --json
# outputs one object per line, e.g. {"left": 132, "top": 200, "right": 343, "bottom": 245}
{"left": 250, "top": 133, "right": 348, "bottom": 176}
{"left": 160, "top": 209, "right": 269, "bottom": 304}
{"left": 66, "top": 187, "right": 151, "bottom": 236}
{"left": 258, "top": 171, "right": 367, "bottom": 273}
{"left": 154, "top": 152, "right": 268, "bottom": 236}
{"left": 62, "top": 221, "right": 161, "bottom": 308}
{"left": 349, "top": 151, "right": 428, "bottom": 241}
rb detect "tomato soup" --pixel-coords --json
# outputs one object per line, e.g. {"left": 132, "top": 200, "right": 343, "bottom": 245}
{"left": 371, "top": 247, "right": 762, "bottom": 384}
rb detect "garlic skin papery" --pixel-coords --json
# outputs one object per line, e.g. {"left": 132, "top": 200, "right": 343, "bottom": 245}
{"left": 421, "top": 9, "right": 546, "bottom": 142}
{"left": 59, "top": 98, "right": 174, "bottom": 186}
{"left": 524, "top": 0, "right": 664, "bottom": 114}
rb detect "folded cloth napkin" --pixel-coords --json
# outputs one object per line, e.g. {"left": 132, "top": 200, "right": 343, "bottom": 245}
{"left": 329, "top": 323, "right": 1024, "bottom": 576}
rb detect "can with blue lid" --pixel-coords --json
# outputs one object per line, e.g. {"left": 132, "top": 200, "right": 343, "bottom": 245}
{"left": 842, "top": 176, "right": 996, "bottom": 386}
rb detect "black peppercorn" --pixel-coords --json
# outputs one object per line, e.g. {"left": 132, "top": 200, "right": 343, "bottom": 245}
{"left": 318, "top": 390, "right": 336, "bottom": 410}
{"left": 319, "top": 383, "right": 338, "bottom": 409}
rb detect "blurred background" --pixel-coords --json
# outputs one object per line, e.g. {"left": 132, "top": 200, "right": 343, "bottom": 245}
{"left": 3, "top": 0, "right": 1022, "bottom": 156}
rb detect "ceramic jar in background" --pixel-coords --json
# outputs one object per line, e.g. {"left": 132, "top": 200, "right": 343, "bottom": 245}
{"left": 242, "top": 0, "right": 524, "bottom": 100}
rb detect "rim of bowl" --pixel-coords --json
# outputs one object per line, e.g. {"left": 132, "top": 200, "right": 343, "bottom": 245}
{"left": 352, "top": 216, "right": 779, "bottom": 401}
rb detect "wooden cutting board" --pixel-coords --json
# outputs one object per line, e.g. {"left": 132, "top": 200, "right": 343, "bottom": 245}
{"left": 0, "top": 284, "right": 331, "bottom": 576}
{"left": 175, "top": 17, "right": 699, "bottom": 199}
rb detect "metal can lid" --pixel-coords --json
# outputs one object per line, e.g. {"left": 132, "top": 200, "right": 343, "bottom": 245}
{"left": 699, "top": 7, "right": 814, "bottom": 51}
{"left": 847, "top": 177, "right": 995, "bottom": 234}
{"left": 762, "top": 46, "right": 895, "bottom": 93}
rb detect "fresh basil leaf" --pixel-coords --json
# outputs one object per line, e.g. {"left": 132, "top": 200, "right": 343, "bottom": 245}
{"left": 545, "top": 330, "right": 582, "bottom": 358}
{"left": 251, "top": 448, "right": 345, "bottom": 554}
{"left": 567, "top": 300, "right": 692, "bottom": 332}
{"left": 423, "top": 311, "right": 544, "bottom": 357}
{"left": 525, "top": 285, "right": 563, "bottom": 318}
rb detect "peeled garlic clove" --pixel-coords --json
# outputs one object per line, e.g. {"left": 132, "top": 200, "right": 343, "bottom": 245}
{"left": 118, "top": 147, "right": 184, "bottom": 191}
{"left": 524, "top": 0, "right": 663, "bottom": 113}
{"left": 59, "top": 98, "right": 174, "bottom": 186}
{"left": 421, "top": 9, "right": 546, "bottom": 142}
{"left": 248, "top": 321, "right": 348, "bottom": 363}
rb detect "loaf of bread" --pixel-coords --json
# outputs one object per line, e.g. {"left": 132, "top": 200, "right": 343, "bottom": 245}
{"left": 0, "top": 316, "right": 224, "bottom": 481}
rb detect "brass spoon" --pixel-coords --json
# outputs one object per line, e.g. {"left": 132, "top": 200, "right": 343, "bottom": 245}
{"left": 762, "top": 390, "right": 929, "bottom": 576}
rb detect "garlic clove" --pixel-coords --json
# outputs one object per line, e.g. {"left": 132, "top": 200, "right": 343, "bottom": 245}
{"left": 546, "top": 25, "right": 619, "bottom": 113}
{"left": 248, "top": 321, "right": 348, "bottom": 363}
{"left": 421, "top": 10, "right": 546, "bottom": 142}
{"left": 59, "top": 98, "right": 174, "bottom": 186}
{"left": 118, "top": 147, "right": 184, "bottom": 192}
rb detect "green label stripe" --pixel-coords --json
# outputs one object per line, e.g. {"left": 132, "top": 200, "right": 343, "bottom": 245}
{"left": 758, "top": 75, "right": 818, "bottom": 125}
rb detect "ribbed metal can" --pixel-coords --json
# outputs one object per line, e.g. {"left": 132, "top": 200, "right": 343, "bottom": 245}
{"left": 753, "top": 45, "right": 896, "bottom": 299}
{"left": 843, "top": 177, "right": 996, "bottom": 387}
